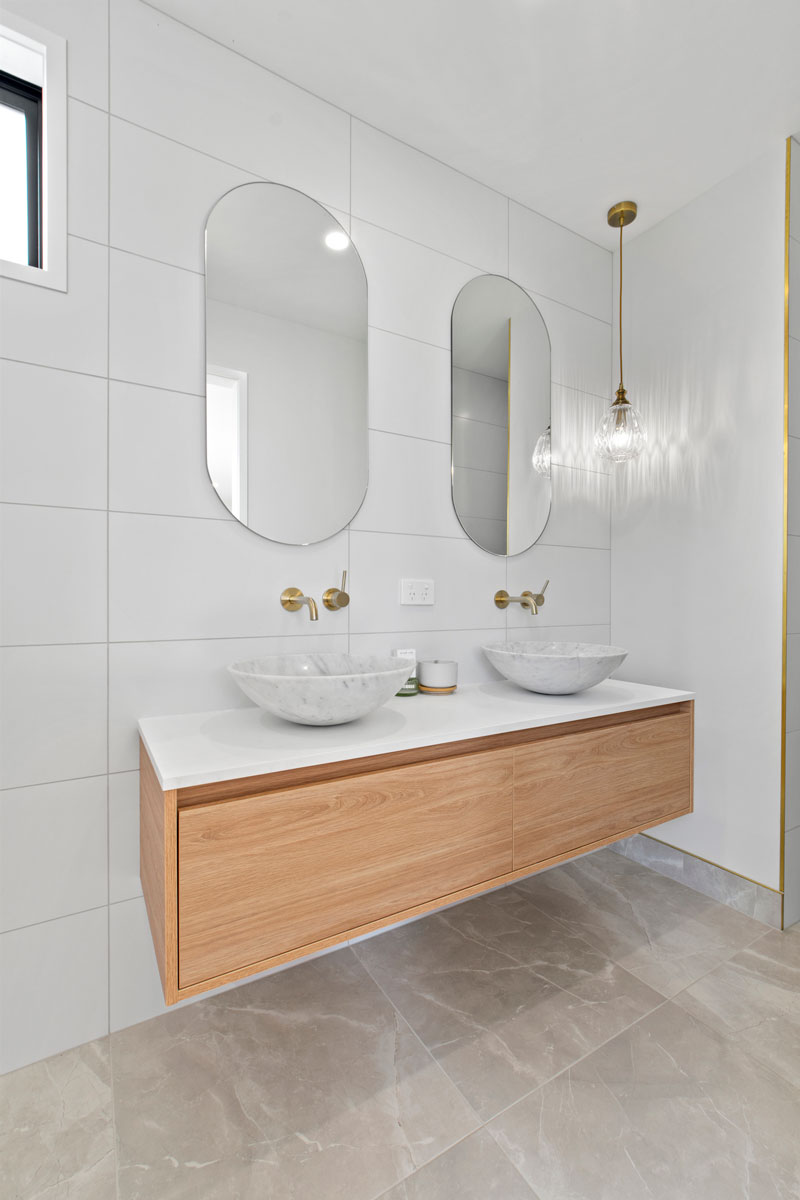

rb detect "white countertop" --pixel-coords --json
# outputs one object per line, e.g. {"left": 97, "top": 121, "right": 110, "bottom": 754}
{"left": 139, "top": 679, "right": 694, "bottom": 791}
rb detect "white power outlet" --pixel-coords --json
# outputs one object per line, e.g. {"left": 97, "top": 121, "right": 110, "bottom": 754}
{"left": 400, "top": 578, "right": 435, "bottom": 605}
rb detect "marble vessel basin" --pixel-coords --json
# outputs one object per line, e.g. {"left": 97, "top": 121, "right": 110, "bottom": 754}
{"left": 228, "top": 653, "right": 413, "bottom": 726}
{"left": 482, "top": 640, "right": 628, "bottom": 695}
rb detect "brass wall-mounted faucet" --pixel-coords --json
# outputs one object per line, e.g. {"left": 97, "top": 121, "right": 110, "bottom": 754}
{"left": 323, "top": 570, "right": 350, "bottom": 612}
{"left": 281, "top": 587, "right": 318, "bottom": 621}
{"left": 494, "top": 580, "right": 549, "bottom": 616}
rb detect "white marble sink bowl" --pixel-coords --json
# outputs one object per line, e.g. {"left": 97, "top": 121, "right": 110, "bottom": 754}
{"left": 482, "top": 641, "right": 628, "bottom": 695}
{"left": 228, "top": 653, "right": 413, "bottom": 726}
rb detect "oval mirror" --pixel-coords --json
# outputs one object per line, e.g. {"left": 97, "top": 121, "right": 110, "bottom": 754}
{"left": 205, "top": 183, "right": 368, "bottom": 544}
{"left": 451, "top": 274, "right": 551, "bottom": 555}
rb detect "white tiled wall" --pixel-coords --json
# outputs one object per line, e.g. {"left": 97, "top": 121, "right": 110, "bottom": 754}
{"left": 0, "top": 0, "right": 612, "bottom": 1071}
{"left": 785, "top": 138, "right": 800, "bottom": 927}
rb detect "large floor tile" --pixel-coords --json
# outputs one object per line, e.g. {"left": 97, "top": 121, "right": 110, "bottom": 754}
{"left": 111, "top": 948, "right": 478, "bottom": 1200}
{"left": 354, "top": 886, "right": 662, "bottom": 1120}
{"left": 674, "top": 924, "right": 800, "bottom": 1091}
{"left": 378, "top": 1128, "right": 538, "bottom": 1200}
{"left": 0, "top": 1038, "right": 115, "bottom": 1200}
{"left": 515, "top": 847, "right": 765, "bottom": 997}
{"left": 489, "top": 1001, "right": 800, "bottom": 1200}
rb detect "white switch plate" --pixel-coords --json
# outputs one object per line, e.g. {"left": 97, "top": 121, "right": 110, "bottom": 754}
{"left": 400, "top": 578, "right": 435, "bottom": 605}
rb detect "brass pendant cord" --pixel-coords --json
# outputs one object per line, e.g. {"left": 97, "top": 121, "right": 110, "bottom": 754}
{"left": 618, "top": 220, "right": 624, "bottom": 392}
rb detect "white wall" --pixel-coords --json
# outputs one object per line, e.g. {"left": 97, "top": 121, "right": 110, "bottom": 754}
{"left": 610, "top": 147, "right": 786, "bottom": 891}
{"left": 784, "top": 137, "right": 800, "bottom": 926}
{"left": 0, "top": 0, "right": 613, "bottom": 1072}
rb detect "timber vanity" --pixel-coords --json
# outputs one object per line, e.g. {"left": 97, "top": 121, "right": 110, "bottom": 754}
{"left": 139, "top": 679, "right": 694, "bottom": 1004}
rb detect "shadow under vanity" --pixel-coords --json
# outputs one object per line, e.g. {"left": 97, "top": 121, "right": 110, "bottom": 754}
{"left": 138, "top": 181, "right": 694, "bottom": 1005}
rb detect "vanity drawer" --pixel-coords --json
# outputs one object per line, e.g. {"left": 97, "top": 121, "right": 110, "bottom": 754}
{"left": 177, "top": 749, "right": 514, "bottom": 989}
{"left": 512, "top": 707, "right": 693, "bottom": 869}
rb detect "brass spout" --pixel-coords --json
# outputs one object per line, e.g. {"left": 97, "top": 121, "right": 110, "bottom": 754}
{"left": 280, "top": 588, "right": 319, "bottom": 621}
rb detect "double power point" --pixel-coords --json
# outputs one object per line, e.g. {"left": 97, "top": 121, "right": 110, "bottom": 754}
{"left": 400, "top": 578, "right": 435, "bottom": 605}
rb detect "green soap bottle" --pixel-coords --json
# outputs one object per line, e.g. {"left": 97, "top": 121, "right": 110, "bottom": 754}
{"left": 393, "top": 649, "right": 418, "bottom": 696}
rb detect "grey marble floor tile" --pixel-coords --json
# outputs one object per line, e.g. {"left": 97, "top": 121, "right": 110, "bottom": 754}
{"left": 111, "top": 947, "right": 478, "bottom": 1200}
{"left": 674, "top": 924, "right": 800, "bottom": 1090}
{"left": 378, "top": 1128, "right": 539, "bottom": 1199}
{"left": 515, "top": 847, "right": 765, "bottom": 996}
{"left": 0, "top": 1037, "right": 116, "bottom": 1200}
{"left": 354, "top": 887, "right": 663, "bottom": 1120}
{"left": 489, "top": 1001, "right": 800, "bottom": 1200}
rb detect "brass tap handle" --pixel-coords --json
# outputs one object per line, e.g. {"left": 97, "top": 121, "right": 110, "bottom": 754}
{"left": 530, "top": 579, "right": 549, "bottom": 608}
{"left": 323, "top": 570, "right": 350, "bottom": 612}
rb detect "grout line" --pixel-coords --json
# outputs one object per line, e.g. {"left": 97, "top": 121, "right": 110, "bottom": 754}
{"left": 2, "top": 900, "right": 112, "bottom": 937}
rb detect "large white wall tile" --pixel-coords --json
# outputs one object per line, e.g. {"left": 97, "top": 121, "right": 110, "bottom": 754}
{"left": 109, "top": 382, "right": 228, "bottom": 519}
{"left": 368, "top": 329, "right": 450, "bottom": 443}
{"left": 787, "top": 634, "right": 800, "bottom": 734}
{"left": 351, "top": 432, "right": 462, "bottom": 538}
{"left": 352, "top": 121, "right": 507, "bottom": 273}
{"left": 453, "top": 416, "right": 508, "bottom": 473}
{"left": 109, "top": 771, "right": 141, "bottom": 903}
{"left": 533, "top": 293, "right": 611, "bottom": 400}
{"left": 506, "top": 545, "right": 610, "bottom": 629}
{"left": 785, "top": 825, "right": 800, "bottom": 928}
{"left": 789, "top": 437, "right": 800, "bottom": 536}
{"left": 538, "top": 466, "right": 610, "bottom": 550}
{"left": 551, "top": 383, "right": 609, "bottom": 473}
{"left": 0, "top": 362, "right": 107, "bottom": 508}
{"left": 791, "top": 239, "right": 800, "bottom": 342}
{"left": 350, "top": 629, "right": 504, "bottom": 686}
{"left": 2, "top": 0, "right": 108, "bottom": 109}
{"left": 109, "top": 251, "right": 204, "bottom": 393}
{"left": 789, "top": 337, "right": 800, "bottom": 439}
{"left": 109, "top": 0, "right": 349, "bottom": 209}
{"left": 510, "top": 201, "right": 611, "bottom": 321}
{"left": 0, "top": 645, "right": 107, "bottom": 789}
{"left": 0, "top": 237, "right": 108, "bottom": 376}
{"left": 0, "top": 505, "right": 107, "bottom": 645}
{"left": 110, "top": 119, "right": 255, "bottom": 272}
{"left": 109, "top": 633, "right": 347, "bottom": 771}
{"left": 0, "top": 778, "right": 107, "bottom": 933}
{"left": 68, "top": 100, "right": 109, "bottom": 244}
{"left": 109, "top": 513, "right": 348, "bottom": 642}
{"left": 349, "top": 532, "right": 507, "bottom": 636}
{"left": 0, "top": 908, "right": 108, "bottom": 1074}
{"left": 786, "top": 729, "right": 800, "bottom": 832}
{"left": 353, "top": 220, "right": 478, "bottom": 348}
{"left": 789, "top": 536, "right": 800, "bottom": 636}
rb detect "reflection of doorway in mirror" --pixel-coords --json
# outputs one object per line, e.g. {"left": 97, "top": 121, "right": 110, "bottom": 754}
{"left": 207, "top": 366, "right": 248, "bottom": 523}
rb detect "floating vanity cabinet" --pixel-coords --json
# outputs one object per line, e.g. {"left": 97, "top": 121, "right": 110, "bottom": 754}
{"left": 139, "top": 688, "right": 693, "bottom": 1004}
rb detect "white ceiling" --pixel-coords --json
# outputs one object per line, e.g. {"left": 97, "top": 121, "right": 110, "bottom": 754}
{"left": 149, "top": 0, "right": 800, "bottom": 247}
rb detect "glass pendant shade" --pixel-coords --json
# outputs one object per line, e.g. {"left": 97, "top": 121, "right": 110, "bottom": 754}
{"left": 532, "top": 425, "right": 551, "bottom": 476}
{"left": 594, "top": 389, "right": 647, "bottom": 463}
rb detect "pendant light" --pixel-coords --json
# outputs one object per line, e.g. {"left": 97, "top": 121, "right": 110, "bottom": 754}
{"left": 532, "top": 425, "right": 551, "bottom": 476}
{"left": 594, "top": 200, "right": 646, "bottom": 463}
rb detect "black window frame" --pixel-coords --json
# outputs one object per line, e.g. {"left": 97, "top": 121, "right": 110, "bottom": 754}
{"left": 0, "top": 67, "right": 42, "bottom": 269}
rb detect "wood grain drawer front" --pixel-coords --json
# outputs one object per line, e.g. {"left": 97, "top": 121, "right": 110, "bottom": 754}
{"left": 512, "top": 709, "right": 693, "bottom": 870}
{"left": 177, "top": 749, "right": 514, "bottom": 989}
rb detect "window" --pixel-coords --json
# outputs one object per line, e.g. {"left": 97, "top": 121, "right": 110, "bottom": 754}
{"left": 0, "top": 16, "right": 66, "bottom": 291}
{"left": 0, "top": 68, "right": 42, "bottom": 268}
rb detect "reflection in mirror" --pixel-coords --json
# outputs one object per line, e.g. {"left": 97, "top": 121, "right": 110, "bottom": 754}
{"left": 451, "top": 275, "right": 551, "bottom": 555}
{"left": 205, "top": 183, "right": 368, "bottom": 545}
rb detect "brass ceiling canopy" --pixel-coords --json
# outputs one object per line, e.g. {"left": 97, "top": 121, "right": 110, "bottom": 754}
{"left": 607, "top": 200, "right": 638, "bottom": 229}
